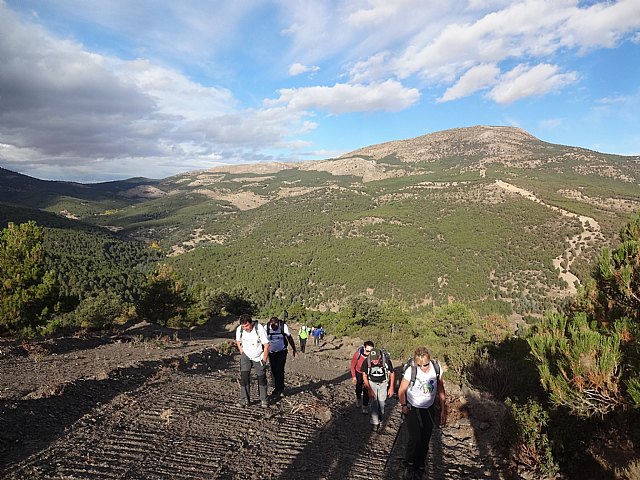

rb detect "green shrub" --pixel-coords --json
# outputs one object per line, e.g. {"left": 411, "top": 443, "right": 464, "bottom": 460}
{"left": 528, "top": 312, "right": 624, "bottom": 417}
{"left": 501, "top": 398, "right": 558, "bottom": 477}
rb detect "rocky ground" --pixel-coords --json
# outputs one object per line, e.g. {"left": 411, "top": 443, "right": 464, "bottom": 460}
{"left": 1, "top": 319, "right": 515, "bottom": 480}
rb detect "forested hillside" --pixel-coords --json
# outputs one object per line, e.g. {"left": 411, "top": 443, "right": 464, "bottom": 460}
{"left": 1, "top": 126, "right": 638, "bottom": 322}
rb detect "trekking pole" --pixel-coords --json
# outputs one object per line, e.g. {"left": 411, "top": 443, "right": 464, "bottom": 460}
{"left": 383, "top": 403, "right": 405, "bottom": 473}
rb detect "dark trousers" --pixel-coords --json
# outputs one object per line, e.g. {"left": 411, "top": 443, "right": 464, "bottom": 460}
{"left": 299, "top": 337, "right": 307, "bottom": 353}
{"left": 239, "top": 353, "right": 267, "bottom": 402}
{"left": 404, "top": 405, "right": 436, "bottom": 473}
{"left": 269, "top": 349, "right": 288, "bottom": 392}
{"left": 355, "top": 371, "right": 369, "bottom": 406}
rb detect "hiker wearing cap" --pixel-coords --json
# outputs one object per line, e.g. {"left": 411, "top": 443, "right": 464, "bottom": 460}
{"left": 265, "top": 315, "right": 296, "bottom": 397}
{"left": 398, "top": 347, "right": 447, "bottom": 480}
{"left": 350, "top": 340, "right": 374, "bottom": 414}
{"left": 362, "top": 347, "right": 395, "bottom": 432}
{"left": 235, "top": 314, "right": 270, "bottom": 408}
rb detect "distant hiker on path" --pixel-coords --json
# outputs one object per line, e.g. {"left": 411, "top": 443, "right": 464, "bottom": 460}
{"left": 362, "top": 347, "right": 395, "bottom": 431}
{"left": 311, "top": 325, "right": 322, "bottom": 347}
{"left": 235, "top": 314, "right": 270, "bottom": 408}
{"left": 298, "top": 324, "right": 311, "bottom": 353}
{"left": 350, "top": 341, "right": 374, "bottom": 414}
{"left": 266, "top": 315, "right": 296, "bottom": 397}
{"left": 398, "top": 347, "right": 447, "bottom": 480}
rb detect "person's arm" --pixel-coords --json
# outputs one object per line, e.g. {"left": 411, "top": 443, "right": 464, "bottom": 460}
{"left": 363, "top": 369, "right": 374, "bottom": 396}
{"left": 257, "top": 324, "right": 270, "bottom": 363}
{"left": 398, "top": 378, "right": 410, "bottom": 416}
{"left": 350, "top": 351, "right": 358, "bottom": 384}
{"left": 285, "top": 325, "right": 296, "bottom": 357}
{"left": 235, "top": 328, "right": 244, "bottom": 356}
{"left": 388, "top": 371, "right": 396, "bottom": 397}
{"left": 437, "top": 377, "right": 447, "bottom": 426}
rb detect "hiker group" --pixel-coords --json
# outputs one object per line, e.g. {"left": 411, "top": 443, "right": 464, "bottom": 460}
{"left": 234, "top": 313, "right": 447, "bottom": 480}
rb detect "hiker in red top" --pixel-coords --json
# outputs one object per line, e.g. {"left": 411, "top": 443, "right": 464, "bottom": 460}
{"left": 350, "top": 340, "right": 374, "bottom": 414}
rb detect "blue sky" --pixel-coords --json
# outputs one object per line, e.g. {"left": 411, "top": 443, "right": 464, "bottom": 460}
{"left": 1, "top": 0, "right": 639, "bottom": 182}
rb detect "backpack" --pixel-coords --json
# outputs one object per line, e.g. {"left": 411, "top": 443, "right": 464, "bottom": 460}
{"left": 402, "top": 357, "right": 441, "bottom": 388}
{"left": 267, "top": 320, "right": 290, "bottom": 338}
{"left": 366, "top": 348, "right": 391, "bottom": 381}
{"left": 266, "top": 320, "right": 290, "bottom": 349}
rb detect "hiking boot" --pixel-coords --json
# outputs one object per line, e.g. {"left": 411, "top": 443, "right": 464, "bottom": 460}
{"left": 261, "top": 400, "right": 269, "bottom": 408}
{"left": 237, "top": 400, "right": 248, "bottom": 408}
{"left": 371, "top": 424, "right": 380, "bottom": 433}
{"left": 356, "top": 398, "right": 362, "bottom": 408}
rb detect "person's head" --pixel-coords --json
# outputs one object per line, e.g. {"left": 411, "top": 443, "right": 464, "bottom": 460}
{"left": 413, "top": 347, "right": 432, "bottom": 372}
{"left": 362, "top": 340, "right": 374, "bottom": 356}
{"left": 369, "top": 348, "right": 382, "bottom": 363}
{"left": 239, "top": 314, "right": 253, "bottom": 332}
{"left": 269, "top": 316, "right": 280, "bottom": 328}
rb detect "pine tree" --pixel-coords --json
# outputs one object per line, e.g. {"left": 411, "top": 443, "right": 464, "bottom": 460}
{"left": 0, "top": 222, "right": 57, "bottom": 335}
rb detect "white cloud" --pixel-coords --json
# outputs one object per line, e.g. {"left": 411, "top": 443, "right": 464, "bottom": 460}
{"left": 288, "top": 63, "right": 320, "bottom": 76}
{"left": 265, "top": 80, "right": 420, "bottom": 114}
{"left": 438, "top": 63, "right": 500, "bottom": 102}
{"left": 0, "top": 3, "right": 315, "bottom": 181}
{"left": 487, "top": 63, "right": 578, "bottom": 104}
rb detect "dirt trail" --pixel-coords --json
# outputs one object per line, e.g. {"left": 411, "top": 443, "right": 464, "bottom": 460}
{"left": 0, "top": 321, "right": 511, "bottom": 479}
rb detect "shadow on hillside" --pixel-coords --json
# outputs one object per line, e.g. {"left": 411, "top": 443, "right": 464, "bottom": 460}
{"left": 0, "top": 358, "right": 178, "bottom": 472}
{"left": 0, "top": 316, "right": 238, "bottom": 358}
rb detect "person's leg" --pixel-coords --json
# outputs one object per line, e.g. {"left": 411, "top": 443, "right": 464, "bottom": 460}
{"left": 239, "top": 353, "right": 252, "bottom": 404}
{"left": 414, "top": 407, "right": 434, "bottom": 474}
{"left": 370, "top": 382, "right": 382, "bottom": 425}
{"left": 254, "top": 359, "right": 268, "bottom": 404}
{"left": 404, "top": 407, "right": 422, "bottom": 471}
{"left": 361, "top": 376, "right": 370, "bottom": 408}
{"left": 355, "top": 371, "right": 364, "bottom": 403}
{"left": 378, "top": 381, "right": 389, "bottom": 418}
{"left": 273, "top": 350, "right": 287, "bottom": 392}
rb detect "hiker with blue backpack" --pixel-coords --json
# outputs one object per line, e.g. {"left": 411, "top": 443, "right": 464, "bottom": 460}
{"left": 350, "top": 341, "right": 375, "bottom": 413}
{"left": 397, "top": 346, "right": 447, "bottom": 480}
{"left": 235, "top": 313, "right": 270, "bottom": 408}
{"left": 265, "top": 315, "right": 296, "bottom": 397}
{"left": 362, "top": 347, "right": 395, "bottom": 432}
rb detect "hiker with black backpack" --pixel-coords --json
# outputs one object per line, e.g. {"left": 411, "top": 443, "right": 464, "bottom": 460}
{"left": 397, "top": 346, "right": 447, "bottom": 480}
{"left": 350, "top": 340, "right": 374, "bottom": 413}
{"left": 265, "top": 315, "right": 296, "bottom": 397}
{"left": 235, "top": 313, "right": 270, "bottom": 408}
{"left": 362, "top": 347, "right": 395, "bottom": 432}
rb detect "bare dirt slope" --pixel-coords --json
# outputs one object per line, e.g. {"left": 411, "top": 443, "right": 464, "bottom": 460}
{"left": 0, "top": 320, "right": 510, "bottom": 480}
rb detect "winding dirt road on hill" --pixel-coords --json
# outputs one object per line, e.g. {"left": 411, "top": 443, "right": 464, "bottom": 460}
{"left": 495, "top": 180, "right": 604, "bottom": 295}
{"left": 0, "top": 320, "right": 511, "bottom": 480}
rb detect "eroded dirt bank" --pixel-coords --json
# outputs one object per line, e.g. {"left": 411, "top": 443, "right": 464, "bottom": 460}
{"left": 1, "top": 320, "right": 510, "bottom": 480}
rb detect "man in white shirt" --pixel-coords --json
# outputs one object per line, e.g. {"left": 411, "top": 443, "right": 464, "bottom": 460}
{"left": 235, "top": 313, "right": 270, "bottom": 407}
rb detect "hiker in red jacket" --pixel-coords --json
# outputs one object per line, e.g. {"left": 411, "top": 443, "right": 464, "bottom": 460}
{"left": 350, "top": 340, "right": 374, "bottom": 414}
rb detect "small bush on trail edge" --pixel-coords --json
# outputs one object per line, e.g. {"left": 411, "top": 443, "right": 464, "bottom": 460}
{"left": 214, "top": 340, "right": 236, "bottom": 356}
{"left": 500, "top": 398, "right": 558, "bottom": 477}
